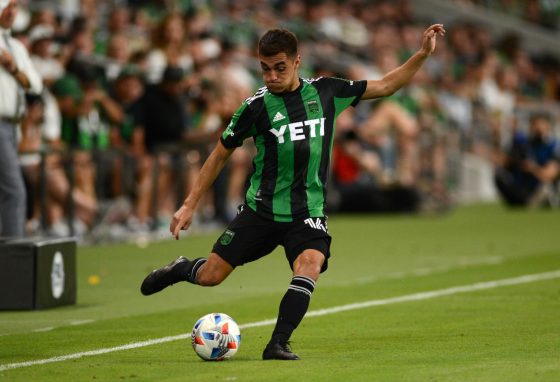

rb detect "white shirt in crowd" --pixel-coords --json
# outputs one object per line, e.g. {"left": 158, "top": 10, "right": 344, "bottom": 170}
{"left": 0, "top": 26, "right": 43, "bottom": 118}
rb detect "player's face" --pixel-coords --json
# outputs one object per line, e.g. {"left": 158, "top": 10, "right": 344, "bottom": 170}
{"left": 259, "top": 52, "right": 300, "bottom": 94}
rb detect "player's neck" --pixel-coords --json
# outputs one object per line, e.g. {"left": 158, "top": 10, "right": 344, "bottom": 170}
{"left": 288, "top": 77, "right": 301, "bottom": 92}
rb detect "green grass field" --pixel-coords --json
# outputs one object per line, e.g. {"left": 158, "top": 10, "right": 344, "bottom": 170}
{"left": 1, "top": 204, "right": 559, "bottom": 381}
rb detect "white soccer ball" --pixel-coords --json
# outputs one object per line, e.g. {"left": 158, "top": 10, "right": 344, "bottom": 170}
{"left": 191, "top": 313, "right": 241, "bottom": 361}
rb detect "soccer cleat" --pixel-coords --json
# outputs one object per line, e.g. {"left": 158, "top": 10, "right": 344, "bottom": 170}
{"left": 262, "top": 341, "right": 300, "bottom": 360}
{"left": 140, "top": 256, "right": 189, "bottom": 295}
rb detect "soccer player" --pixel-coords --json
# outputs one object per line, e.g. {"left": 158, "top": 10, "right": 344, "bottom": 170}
{"left": 141, "top": 24, "right": 445, "bottom": 360}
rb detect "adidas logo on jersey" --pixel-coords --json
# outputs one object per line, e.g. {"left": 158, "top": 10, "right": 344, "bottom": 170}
{"left": 273, "top": 112, "right": 286, "bottom": 122}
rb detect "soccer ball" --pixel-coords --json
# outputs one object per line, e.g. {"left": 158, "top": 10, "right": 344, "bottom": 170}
{"left": 191, "top": 313, "right": 241, "bottom": 361}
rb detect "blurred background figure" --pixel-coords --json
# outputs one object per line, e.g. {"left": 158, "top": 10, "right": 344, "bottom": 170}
{"left": 0, "top": 0, "right": 42, "bottom": 237}
{"left": 145, "top": 13, "right": 192, "bottom": 84}
{"left": 28, "top": 23, "right": 63, "bottom": 85}
{"left": 136, "top": 65, "right": 190, "bottom": 225}
{"left": 494, "top": 113, "right": 560, "bottom": 207}
{"left": 109, "top": 66, "right": 153, "bottom": 231}
{"left": 331, "top": 108, "right": 420, "bottom": 214}
{"left": 49, "top": 74, "right": 98, "bottom": 235}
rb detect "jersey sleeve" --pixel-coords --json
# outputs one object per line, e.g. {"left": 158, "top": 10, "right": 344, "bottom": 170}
{"left": 324, "top": 77, "right": 367, "bottom": 107}
{"left": 220, "top": 101, "right": 257, "bottom": 149}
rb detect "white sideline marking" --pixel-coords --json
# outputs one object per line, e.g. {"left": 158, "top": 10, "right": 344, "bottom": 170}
{"left": 31, "top": 327, "right": 55, "bottom": 333}
{"left": 70, "top": 319, "right": 95, "bottom": 326}
{"left": 30, "top": 319, "right": 96, "bottom": 334}
{"left": 1, "top": 270, "right": 559, "bottom": 372}
{"left": 349, "top": 256, "right": 504, "bottom": 286}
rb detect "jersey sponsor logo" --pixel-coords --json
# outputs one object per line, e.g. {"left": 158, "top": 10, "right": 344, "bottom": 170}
{"left": 304, "top": 217, "right": 328, "bottom": 232}
{"left": 272, "top": 112, "right": 286, "bottom": 122}
{"left": 269, "top": 118, "right": 325, "bottom": 144}
{"left": 219, "top": 229, "right": 235, "bottom": 245}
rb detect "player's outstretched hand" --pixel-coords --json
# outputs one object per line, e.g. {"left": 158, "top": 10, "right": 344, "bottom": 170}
{"left": 421, "top": 24, "right": 446, "bottom": 56}
{"left": 170, "top": 205, "right": 194, "bottom": 240}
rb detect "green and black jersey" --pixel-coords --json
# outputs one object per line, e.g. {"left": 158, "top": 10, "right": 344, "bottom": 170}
{"left": 220, "top": 77, "right": 367, "bottom": 222}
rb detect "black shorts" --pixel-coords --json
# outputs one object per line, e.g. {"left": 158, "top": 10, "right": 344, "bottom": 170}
{"left": 212, "top": 205, "right": 331, "bottom": 273}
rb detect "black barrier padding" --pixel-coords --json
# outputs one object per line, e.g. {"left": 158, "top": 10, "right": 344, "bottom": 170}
{"left": 0, "top": 238, "right": 77, "bottom": 310}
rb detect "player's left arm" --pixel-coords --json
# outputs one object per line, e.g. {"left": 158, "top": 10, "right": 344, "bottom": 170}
{"left": 361, "top": 24, "right": 445, "bottom": 100}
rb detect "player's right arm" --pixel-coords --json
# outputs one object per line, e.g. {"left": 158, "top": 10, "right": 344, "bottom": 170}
{"left": 171, "top": 140, "right": 235, "bottom": 239}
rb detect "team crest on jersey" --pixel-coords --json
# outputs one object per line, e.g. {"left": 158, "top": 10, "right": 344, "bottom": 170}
{"left": 307, "top": 100, "right": 319, "bottom": 114}
{"left": 219, "top": 230, "right": 235, "bottom": 245}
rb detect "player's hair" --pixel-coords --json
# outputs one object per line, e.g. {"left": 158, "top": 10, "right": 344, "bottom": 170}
{"left": 258, "top": 29, "right": 298, "bottom": 58}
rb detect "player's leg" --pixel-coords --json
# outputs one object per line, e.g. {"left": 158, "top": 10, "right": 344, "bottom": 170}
{"left": 263, "top": 219, "right": 331, "bottom": 361}
{"left": 140, "top": 253, "right": 233, "bottom": 295}
{"left": 193, "top": 253, "right": 234, "bottom": 286}
{"left": 262, "top": 249, "right": 325, "bottom": 361}
{"left": 140, "top": 204, "right": 277, "bottom": 295}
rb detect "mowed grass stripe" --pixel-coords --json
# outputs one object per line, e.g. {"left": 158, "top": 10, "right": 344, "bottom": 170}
{"left": 2, "top": 269, "right": 559, "bottom": 372}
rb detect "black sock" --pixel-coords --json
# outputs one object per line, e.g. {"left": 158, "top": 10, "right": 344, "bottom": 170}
{"left": 270, "top": 276, "right": 316, "bottom": 344}
{"left": 175, "top": 257, "right": 207, "bottom": 285}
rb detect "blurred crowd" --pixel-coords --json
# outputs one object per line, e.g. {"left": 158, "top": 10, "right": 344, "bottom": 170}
{"left": 457, "top": 0, "right": 560, "bottom": 30}
{"left": 6, "top": 0, "right": 560, "bottom": 240}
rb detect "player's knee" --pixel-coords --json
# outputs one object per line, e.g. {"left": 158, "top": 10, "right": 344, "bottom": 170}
{"left": 293, "top": 250, "right": 324, "bottom": 280}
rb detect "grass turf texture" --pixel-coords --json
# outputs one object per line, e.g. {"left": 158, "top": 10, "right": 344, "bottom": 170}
{"left": 1, "top": 204, "right": 559, "bottom": 381}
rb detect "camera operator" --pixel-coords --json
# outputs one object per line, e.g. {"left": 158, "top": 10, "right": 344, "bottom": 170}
{"left": 495, "top": 113, "right": 560, "bottom": 207}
